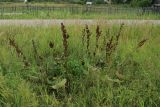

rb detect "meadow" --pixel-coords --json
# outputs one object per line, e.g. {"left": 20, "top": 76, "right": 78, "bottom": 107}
{"left": 0, "top": 24, "right": 160, "bottom": 107}
{"left": 0, "top": 3, "right": 159, "bottom": 19}
{"left": 1, "top": 10, "right": 160, "bottom": 20}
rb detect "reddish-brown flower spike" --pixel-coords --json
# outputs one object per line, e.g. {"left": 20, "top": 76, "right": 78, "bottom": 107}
{"left": 82, "top": 27, "right": 86, "bottom": 46}
{"left": 85, "top": 24, "right": 91, "bottom": 52}
{"left": 137, "top": 38, "right": 148, "bottom": 48}
{"left": 61, "top": 23, "right": 69, "bottom": 58}
{"left": 95, "top": 25, "right": 102, "bottom": 50}
{"left": 8, "top": 38, "right": 30, "bottom": 67}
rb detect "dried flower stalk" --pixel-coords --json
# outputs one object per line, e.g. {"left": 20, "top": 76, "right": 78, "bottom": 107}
{"left": 61, "top": 23, "right": 69, "bottom": 58}
{"left": 9, "top": 38, "right": 30, "bottom": 67}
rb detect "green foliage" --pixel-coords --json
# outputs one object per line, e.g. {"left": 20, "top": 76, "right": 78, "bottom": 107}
{"left": 67, "top": 58, "right": 85, "bottom": 77}
{"left": 0, "top": 3, "right": 159, "bottom": 19}
{"left": 131, "top": 0, "right": 152, "bottom": 7}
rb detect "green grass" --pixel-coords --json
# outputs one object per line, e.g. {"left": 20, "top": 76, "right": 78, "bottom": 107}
{"left": 0, "top": 24, "right": 160, "bottom": 107}
{"left": 1, "top": 10, "right": 160, "bottom": 19}
{"left": 0, "top": 3, "right": 159, "bottom": 19}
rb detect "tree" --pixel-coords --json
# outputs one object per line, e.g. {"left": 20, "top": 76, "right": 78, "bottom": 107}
{"left": 131, "top": 0, "right": 152, "bottom": 6}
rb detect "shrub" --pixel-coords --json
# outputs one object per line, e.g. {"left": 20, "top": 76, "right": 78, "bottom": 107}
{"left": 131, "top": 0, "right": 152, "bottom": 7}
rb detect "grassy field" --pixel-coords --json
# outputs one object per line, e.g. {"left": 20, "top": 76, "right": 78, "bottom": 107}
{"left": 0, "top": 2, "right": 159, "bottom": 19}
{"left": 0, "top": 24, "right": 160, "bottom": 106}
{"left": 1, "top": 11, "right": 160, "bottom": 19}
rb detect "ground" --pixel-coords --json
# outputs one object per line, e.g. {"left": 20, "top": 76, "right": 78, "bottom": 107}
{"left": 0, "top": 19, "right": 160, "bottom": 26}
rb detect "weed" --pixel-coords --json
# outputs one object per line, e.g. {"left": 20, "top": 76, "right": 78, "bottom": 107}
{"left": 105, "top": 24, "right": 124, "bottom": 64}
{"left": 137, "top": 38, "right": 148, "bottom": 49}
{"left": 8, "top": 38, "right": 30, "bottom": 67}
{"left": 85, "top": 24, "right": 92, "bottom": 55}
{"left": 61, "top": 23, "right": 69, "bottom": 58}
{"left": 94, "top": 25, "right": 102, "bottom": 56}
{"left": 81, "top": 27, "right": 86, "bottom": 47}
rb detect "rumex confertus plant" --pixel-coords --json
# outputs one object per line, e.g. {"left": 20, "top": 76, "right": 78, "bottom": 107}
{"left": 81, "top": 26, "right": 86, "bottom": 65}
{"left": 116, "top": 38, "right": 149, "bottom": 79}
{"left": 81, "top": 26, "right": 86, "bottom": 47}
{"left": 61, "top": 23, "right": 69, "bottom": 58}
{"left": 103, "top": 28, "right": 110, "bottom": 50}
{"left": 32, "top": 40, "right": 43, "bottom": 66}
{"left": 106, "top": 36, "right": 114, "bottom": 63}
{"left": 61, "top": 23, "right": 71, "bottom": 95}
{"left": 85, "top": 24, "right": 92, "bottom": 55}
{"left": 96, "top": 25, "right": 102, "bottom": 49}
{"left": 115, "top": 23, "right": 124, "bottom": 48}
{"left": 94, "top": 25, "right": 102, "bottom": 56}
{"left": 105, "top": 23, "right": 124, "bottom": 64}
{"left": 8, "top": 38, "right": 30, "bottom": 67}
{"left": 137, "top": 38, "right": 148, "bottom": 49}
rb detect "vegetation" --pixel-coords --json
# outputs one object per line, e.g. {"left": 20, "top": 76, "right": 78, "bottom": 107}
{"left": 0, "top": 24, "right": 160, "bottom": 106}
{"left": 1, "top": 11, "right": 159, "bottom": 19}
{"left": 0, "top": 5, "right": 159, "bottom": 20}
{"left": 131, "top": 0, "right": 152, "bottom": 7}
{"left": 0, "top": 0, "right": 154, "bottom": 6}
{"left": 0, "top": 0, "right": 158, "bottom": 20}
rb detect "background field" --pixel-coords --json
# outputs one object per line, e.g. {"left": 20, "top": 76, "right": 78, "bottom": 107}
{"left": 0, "top": 2, "right": 159, "bottom": 19}
{"left": 0, "top": 24, "right": 160, "bottom": 106}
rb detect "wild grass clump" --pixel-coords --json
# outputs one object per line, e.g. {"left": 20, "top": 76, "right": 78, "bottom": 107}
{"left": 0, "top": 24, "right": 160, "bottom": 107}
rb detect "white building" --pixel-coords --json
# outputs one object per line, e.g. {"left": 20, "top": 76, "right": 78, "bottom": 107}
{"left": 86, "top": 2, "right": 93, "bottom": 5}
{"left": 104, "top": 0, "right": 111, "bottom": 4}
{"left": 24, "top": 0, "right": 27, "bottom": 3}
{"left": 104, "top": 0, "right": 127, "bottom": 4}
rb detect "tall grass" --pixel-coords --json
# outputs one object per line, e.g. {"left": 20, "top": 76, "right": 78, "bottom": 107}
{"left": 0, "top": 24, "right": 160, "bottom": 106}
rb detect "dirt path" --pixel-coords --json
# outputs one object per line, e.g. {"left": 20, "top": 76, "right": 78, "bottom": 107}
{"left": 0, "top": 19, "right": 160, "bottom": 26}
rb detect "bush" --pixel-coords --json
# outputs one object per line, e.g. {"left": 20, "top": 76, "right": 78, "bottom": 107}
{"left": 131, "top": 0, "right": 152, "bottom": 7}
{"left": 95, "top": 0, "right": 104, "bottom": 4}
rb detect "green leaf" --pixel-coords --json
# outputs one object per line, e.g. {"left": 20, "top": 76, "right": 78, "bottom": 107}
{"left": 51, "top": 79, "right": 67, "bottom": 90}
